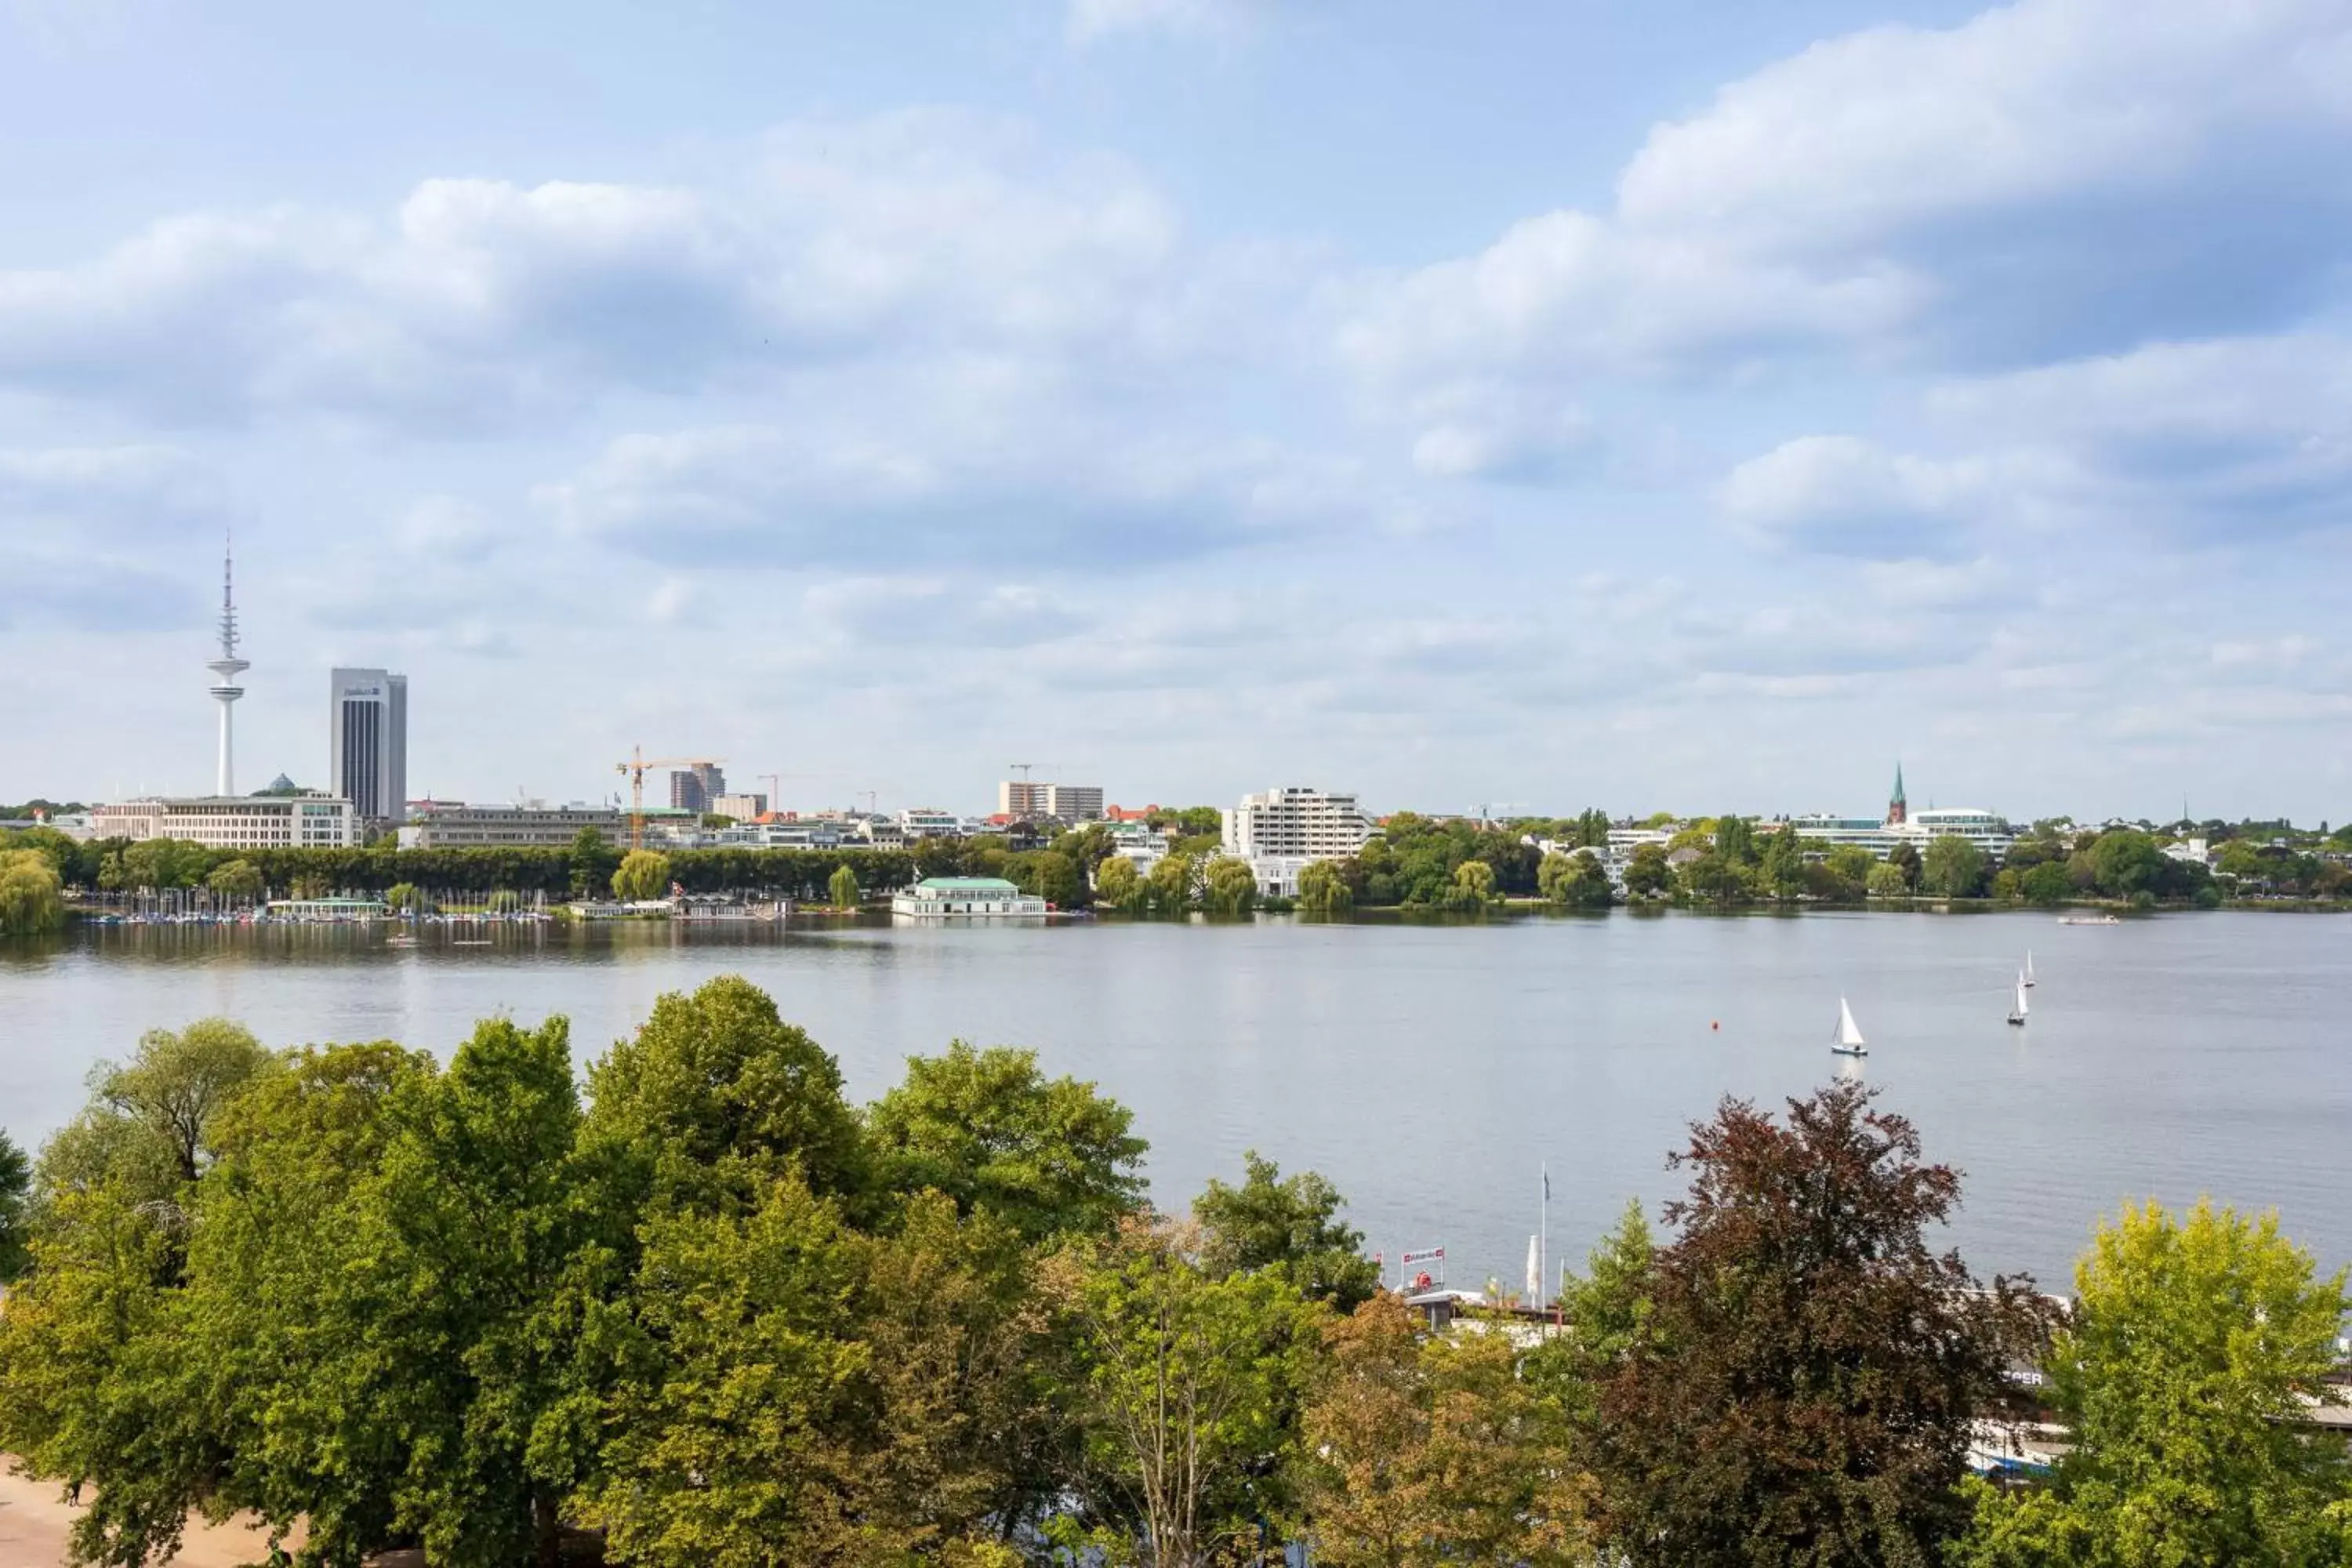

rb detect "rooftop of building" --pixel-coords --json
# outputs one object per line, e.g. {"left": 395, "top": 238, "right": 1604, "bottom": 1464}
{"left": 912, "top": 877, "right": 1023, "bottom": 891}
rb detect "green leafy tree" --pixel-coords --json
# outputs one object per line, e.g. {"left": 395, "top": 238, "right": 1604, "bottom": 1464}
{"left": 1958, "top": 1200, "right": 2352, "bottom": 1568}
{"left": 1714, "top": 815, "right": 1756, "bottom": 863}
{"left": 0, "top": 1127, "right": 27, "bottom": 1281}
{"left": 1531, "top": 1196, "right": 1655, "bottom": 1425}
{"left": 867, "top": 1040, "right": 1146, "bottom": 1244}
{"left": 1757, "top": 827, "right": 1806, "bottom": 900}
{"left": 1448, "top": 858, "right": 1497, "bottom": 910}
{"left": 1148, "top": 850, "right": 1200, "bottom": 913}
{"left": 613, "top": 848, "right": 672, "bottom": 902}
{"left": 1193, "top": 1150, "right": 1379, "bottom": 1312}
{"left": 1679, "top": 851, "right": 1753, "bottom": 907}
{"left": 1623, "top": 843, "right": 1674, "bottom": 899}
{"left": 0, "top": 847, "right": 67, "bottom": 935}
{"left": 1092, "top": 852, "right": 1141, "bottom": 909}
{"left": 1590, "top": 1082, "right": 2051, "bottom": 1568}
{"left": 1867, "top": 860, "right": 1912, "bottom": 898}
{"left": 1203, "top": 855, "right": 1258, "bottom": 916}
{"left": 1020, "top": 849, "right": 1084, "bottom": 909}
{"left": 1539, "top": 849, "right": 1613, "bottom": 909}
{"left": 1065, "top": 1215, "right": 1324, "bottom": 1568}
{"left": 828, "top": 860, "right": 861, "bottom": 909}
{"left": 385, "top": 880, "right": 423, "bottom": 913}
{"left": 1888, "top": 839, "right": 1922, "bottom": 890}
{"left": 1920, "top": 833, "right": 1987, "bottom": 898}
{"left": 1297, "top": 858, "right": 1354, "bottom": 914}
{"left": 2088, "top": 829, "right": 2165, "bottom": 898}
{"left": 583, "top": 975, "right": 869, "bottom": 1214}
{"left": 94, "top": 1019, "right": 277, "bottom": 1188}
{"left": 203, "top": 858, "right": 265, "bottom": 904}
{"left": 1299, "top": 1292, "right": 1595, "bottom": 1567}
{"left": 568, "top": 825, "right": 619, "bottom": 898}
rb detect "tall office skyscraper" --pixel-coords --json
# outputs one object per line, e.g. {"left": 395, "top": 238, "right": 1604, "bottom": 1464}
{"left": 670, "top": 763, "right": 725, "bottom": 812}
{"left": 330, "top": 668, "right": 408, "bottom": 822}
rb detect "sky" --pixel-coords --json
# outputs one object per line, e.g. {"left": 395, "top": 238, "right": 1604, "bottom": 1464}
{"left": 2, "top": 0, "right": 2349, "bottom": 824}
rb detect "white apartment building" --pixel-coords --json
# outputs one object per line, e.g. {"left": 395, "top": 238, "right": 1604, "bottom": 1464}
{"left": 998, "top": 781, "right": 1105, "bottom": 820}
{"left": 398, "top": 803, "right": 626, "bottom": 849}
{"left": 1788, "top": 809, "right": 2015, "bottom": 861}
{"left": 710, "top": 793, "right": 769, "bottom": 822}
{"left": 93, "top": 795, "right": 359, "bottom": 850}
{"left": 898, "top": 808, "right": 963, "bottom": 839}
{"left": 1222, "top": 786, "right": 1374, "bottom": 861}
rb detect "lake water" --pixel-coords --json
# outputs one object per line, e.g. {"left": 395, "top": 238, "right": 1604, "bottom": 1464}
{"left": 3, "top": 910, "right": 2347, "bottom": 1290}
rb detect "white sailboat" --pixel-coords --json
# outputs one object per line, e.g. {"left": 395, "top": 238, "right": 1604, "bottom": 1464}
{"left": 2023, "top": 950, "right": 2037, "bottom": 988}
{"left": 2006, "top": 974, "right": 2029, "bottom": 1026}
{"left": 1831, "top": 996, "right": 1867, "bottom": 1057}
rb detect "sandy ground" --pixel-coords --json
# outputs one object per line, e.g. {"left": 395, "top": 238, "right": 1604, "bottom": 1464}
{"left": 0, "top": 1465, "right": 289, "bottom": 1568}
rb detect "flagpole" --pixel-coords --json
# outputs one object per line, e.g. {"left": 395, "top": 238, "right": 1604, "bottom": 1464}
{"left": 1539, "top": 1160, "right": 1548, "bottom": 1312}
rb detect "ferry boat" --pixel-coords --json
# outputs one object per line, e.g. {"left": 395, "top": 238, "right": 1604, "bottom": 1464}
{"left": 2057, "top": 914, "right": 2121, "bottom": 926}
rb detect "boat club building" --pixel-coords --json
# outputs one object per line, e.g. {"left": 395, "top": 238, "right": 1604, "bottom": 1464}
{"left": 890, "top": 877, "right": 1050, "bottom": 918}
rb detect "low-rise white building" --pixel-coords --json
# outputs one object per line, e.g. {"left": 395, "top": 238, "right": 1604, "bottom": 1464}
{"left": 890, "top": 876, "right": 1048, "bottom": 917}
{"left": 1222, "top": 786, "right": 1373, "bottom": 861}
{"left": 398, "top": 803, "right": 625, "bottom": 849}
{"left": 898, "top": 808, "right": 963, "bottom": 840}
{"left": 93, "top": 794, "right": 359, "bottom": 850}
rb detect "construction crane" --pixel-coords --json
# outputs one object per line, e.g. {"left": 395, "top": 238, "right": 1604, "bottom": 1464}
{"left": 615, "top": 747, "right": 725, "bottom": 851}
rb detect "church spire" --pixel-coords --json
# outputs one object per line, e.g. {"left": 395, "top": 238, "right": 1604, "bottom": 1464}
{"left": 1888, "top": 761, "right": 1907, "bottom": 826}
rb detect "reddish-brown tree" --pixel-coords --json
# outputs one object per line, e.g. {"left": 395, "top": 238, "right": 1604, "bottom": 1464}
{"left": 1592, "top": 1080, "right": 2050, "bottom": 1568}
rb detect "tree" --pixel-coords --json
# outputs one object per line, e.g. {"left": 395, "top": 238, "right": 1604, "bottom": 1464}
{"left": 828, "top": 860, "right": 861, "bottom": 910}
{"left": 1714, "top": 815, "right": 1756, "bottom": 863}
{"left": 203, "top": 858, "right": 265, "bottom": 904}
{"left": 1888, "top": 839, "right": 1922, "bottom": 890}
{"left": 1193, "top": 1150, "right": 1379, "bottom": 1312}
{"left": 0, "top": 1127, "right": 27, "bottom": 1281}
{"left": 1623, "top": 843, "right": 1674, "bottom": 899}
{"left": 568, "top": 825, "right": 618, "bottom": 897}
{"left": 1093, "top": 852, "right": 1141, "bottom": 909}
{"left": 1020, "top": 850, "right": 1084, "bottom": 909}
{"left": 1679, "top": 851, "right": 1752, "bottom": 907}
{"left": 1203, "top": 855, "right": 1258, "bottom": 916}
{"left": 0, "top": 847, "right": 66, "bottom": 935}
{"left": 1148, "top": 850, "right": 1200, "bottom": 913}
{"left": 1755, "top": 828, "right": 1806, "bottom": 899}
{"left": 1448, "top": 858, "right": 1497, "bottom": 909}
{"left": 1534, "top": 1196, "right": 1655, "bottom": 1424}
{"left": 867, "top": 1041, "right": 1146, "bottom": 1244}
{"left": 1538, "top": 850, "right": 1611, "bottom": 909}
{"left": 1591, "top": 1082, "right": 2050, "bottom": 1567}
{"left": 613, "top": 848, "right": 672, "bottom": 902}
{"left": 95, "top": 1019, "right": 276, "bottom": 1187}
{"left": 1300, "top": 1292, "right": 1594, "bottom": 1567}
{"left": 2088, "top": 829, "right": 2164, "bottom": 898}
{"left": 1298, "top": 858, "right": 1353, "bottom": 915}
{"left": 358, "top": 1014, "right": 612, "bottom": 1568}
{"left": 583, "top": 975, "right": 869, "bottom": 1214}
{"left": 385, "top": 880, "right": 423, "bottom": 913}
{"left": 1065, "top": 1215, "right": 1324, "bottom": 1568}
{"left": 1958, "top": 1200, "right": 2352, "bottom": 1568}
{"left": 1920, "top": 833, "right": 1987, "bottom": 898}
{"left": 1867, "top": 860, "right": 1911, "bottom": 898}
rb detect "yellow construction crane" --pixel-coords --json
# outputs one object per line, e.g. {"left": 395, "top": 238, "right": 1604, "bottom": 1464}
{"left": 615, "top": 747, "right": 725, "bottom": 851}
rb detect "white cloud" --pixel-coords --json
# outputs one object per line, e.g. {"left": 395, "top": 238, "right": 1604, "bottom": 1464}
{"left": 1338, "top": 0, "right": 2352, "bottom": 459}
{"left": 0, "top": 111, "right": 1275, "bottom": 430}
{"left": 1715, "top": 435, "right": 1996, "bottom": 558}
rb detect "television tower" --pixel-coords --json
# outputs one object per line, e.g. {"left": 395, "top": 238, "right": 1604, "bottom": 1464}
{"left": 205, "top": 538, "right": 249, "bottom": 797}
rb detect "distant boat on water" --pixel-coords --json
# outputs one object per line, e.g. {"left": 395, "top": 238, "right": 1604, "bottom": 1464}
{"left": 1831, "top": 996, "right": 1867, "bottom": 1057}
{"left": 2059, "top": 914, "right": 2121, "bottom": 926}
{"left": 2007, "top": 975, "right": 2029, "bottom": 1027}
{"left": 2024, "top": 950, "right": 2037, "bottom": 988}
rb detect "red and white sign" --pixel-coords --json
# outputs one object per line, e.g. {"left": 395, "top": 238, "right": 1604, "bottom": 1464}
{"left": 1401, "top": 1247, "right": 1445, "bottom": 1266}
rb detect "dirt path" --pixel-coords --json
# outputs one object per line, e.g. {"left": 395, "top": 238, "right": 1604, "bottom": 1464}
{"left": 0, "top": 1465, "right": 289, "bottom": 1568}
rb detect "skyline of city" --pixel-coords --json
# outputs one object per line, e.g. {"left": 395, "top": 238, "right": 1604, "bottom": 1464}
{"left": 4, "top": 1, "right": 2347, "bottom": 822}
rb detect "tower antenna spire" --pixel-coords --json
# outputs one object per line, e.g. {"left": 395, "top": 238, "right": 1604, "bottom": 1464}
{"left": 205, "top": 533, "right": 251, "bottom": 796}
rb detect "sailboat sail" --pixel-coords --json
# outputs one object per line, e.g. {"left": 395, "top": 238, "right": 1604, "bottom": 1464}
{"left": 1834, "top": 996, "right": 1866, "bottom": 1051}
{"left": 2016, "top": 976, "right": 2029, "bottom": 1018}
{"left": 2024, "top": 950, "right": 2037, "bottom": 986}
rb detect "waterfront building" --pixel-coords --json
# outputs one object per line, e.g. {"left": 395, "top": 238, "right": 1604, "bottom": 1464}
{"left": 1247, "top": 855, "right": 1313, "bottom": 899}
{"left": 858, "top": 817, "right": 909, "bottom": 848}
{"left": 890, "top": 876, "right": 1049, "bottom": 917}
{"left": 328, "top": 667, "right": 408, "bottom": 823}
{"left": 710, "top": 793, "right": 769, "bottom": 822}
{"left": 1787, "top": 769, "right": 2014, "bottom": 861}
{"left": 397, "top": 802, "right": 626, "bottom": 849}
{"left": 669, "top": 764, "right": 725, "bottom": 813}
{"left": 1223, "top": 786, "right": 1374, "bottom": 860}
{"left": 706, "top": 818, "right": 850, "bottom": 849}
{"left": 92, "top": 794, "right": 358, "bottom": 850}
{"left": 898, "top": 807, "right": 963, "bottom": 839}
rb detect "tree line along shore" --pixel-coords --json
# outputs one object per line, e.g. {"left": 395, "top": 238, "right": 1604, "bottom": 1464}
{"left": 2, "top": 978, "right": 2347, "bottom": 1567}
{"left": 4, "top": 809, "right": 2348, "bottom": 938}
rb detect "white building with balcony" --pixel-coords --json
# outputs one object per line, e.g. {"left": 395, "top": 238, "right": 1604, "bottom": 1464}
{"left": 1222, "top": 786, "right": 1373, "bottom": 861}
